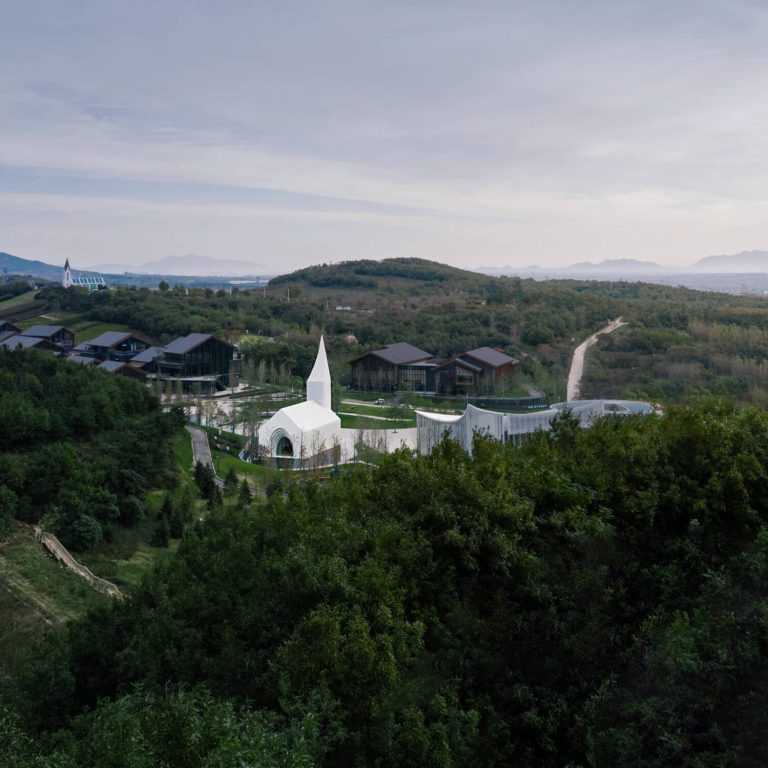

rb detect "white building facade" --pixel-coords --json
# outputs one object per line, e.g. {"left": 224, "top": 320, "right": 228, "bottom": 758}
{"left": 416, "top": 400, "right": 653, "bottom": 455}
{"left": 257, "top": 337, "right": 342, "bottom": 468}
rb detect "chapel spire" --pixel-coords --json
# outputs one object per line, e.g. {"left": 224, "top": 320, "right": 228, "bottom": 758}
{"left": 306, "top": 335, "right": 332, "bottom": 410}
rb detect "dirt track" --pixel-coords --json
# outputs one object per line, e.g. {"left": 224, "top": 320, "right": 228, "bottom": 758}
{"left": 566, "top": 318, "right": 626, "bottom": 401}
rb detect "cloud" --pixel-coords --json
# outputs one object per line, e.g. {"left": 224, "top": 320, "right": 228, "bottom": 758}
{"left": 2, "top": 0, "right": 768, "bottom": 268}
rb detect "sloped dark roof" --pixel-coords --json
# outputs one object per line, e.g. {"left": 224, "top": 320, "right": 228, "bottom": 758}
{"left": 1, "top": 335, "right": 46, "bottom": 350}
{"left": 67, "top": 354, "right": 98, "bottom": 366}
{"left": 24, "top": 325, "right": 66, "bottom": 339}
{"left": 352, "top": 342, "right": 434, "bottom": 366}
{"left": 462, "top": 347, "right": 519, "bottom": 368}
{"left": 131, "top": 345, "right": 164, "bottom": 364}
{"left": 434, "top": 357, "right": 483, "bottom": 373}
{"left": 164, "top": 333, "right": 214, "bottom": 354}
{"left": 0, "top": 330, "right": 18, "bottom": 343}
{"left": 80, "top": 331, "right": 133, "bottom": 348}
{"left": 99, "top": 360, "right": 126, "bottom": 373}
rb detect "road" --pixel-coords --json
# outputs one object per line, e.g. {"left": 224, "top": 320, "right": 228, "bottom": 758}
{"left": 185, "top": 425, "right": 224, "bottom": 487}
{"left": 566, "top": 318, "right": 626, "bottom": 401}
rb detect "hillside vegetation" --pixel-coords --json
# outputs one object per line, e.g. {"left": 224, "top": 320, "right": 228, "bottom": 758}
{"left": 33, "top": 257, "right": 768, "bottom": 405}
{"left": 4, "top": 403, "right": 768, "bottom": 766}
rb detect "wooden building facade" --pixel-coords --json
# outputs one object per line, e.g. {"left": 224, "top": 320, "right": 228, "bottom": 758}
{"left": 434, "top": 347, "right": 519, "bottom": 395}
{"left": 349, "top": 342, "right": 436, "bottom": 391}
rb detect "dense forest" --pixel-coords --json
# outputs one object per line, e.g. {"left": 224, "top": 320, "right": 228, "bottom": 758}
{"left": 3, "top": 399, "right": 768, "bottom": 766}
{"left": 0, "top": 349, "right": 182, "bottom": 550}
{"left": 40, "top": 257, "right": 768, "bottom": 405}
{"left": 4, "top": 261, "right": 768, "bottom": 763}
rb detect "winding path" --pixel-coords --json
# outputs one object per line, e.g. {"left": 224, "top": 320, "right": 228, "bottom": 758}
{"left": 567, "top": 318, "right": 626, "bottom": 401}
{"left": 185, "top": 425, "right": 224, "bottom": 487}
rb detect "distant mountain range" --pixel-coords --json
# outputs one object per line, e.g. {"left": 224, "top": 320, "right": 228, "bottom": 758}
{"left": 0, "top": 252, "right": 64, "bottom": 281}
{"left": 691, "top": 251, "right": 768, "bottom": 273}
{"left": 1, "top": 249, "right": 766, "bottom": 285}
{"left": 480, "top": 251, "right": 768, "bottom": 277}
{"left": 89, "top": 254, "right": 266, "bottom": 277}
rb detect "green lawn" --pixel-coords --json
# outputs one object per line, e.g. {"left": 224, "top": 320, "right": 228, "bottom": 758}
{"left": 0, "top": 522, "right": 107, "bottom": 669}
{"left": 194, "top": 428, "right": 264, "bottom": 484}
{"left": 0, "top": 290, "right": 39, "bottom": 309}
{"left": 339, "top": 414, "right": 414, "bottom": 430}
{"left": 77, "top": 515, "right": 179, "bottom": 592}
{"left": 1, "top": 429, "right": 202, "bottom": 671}
{"left": 18, "top": 312, "right": 137, "bottom": 344}
{"left": 175, "top": 429, "right": 194, "bottom": 477}
{"left": 339, "top": 402, "right": 417, "bottom": 419}
{"left": 211, "top": 451, "right": 266, "bottom": 484}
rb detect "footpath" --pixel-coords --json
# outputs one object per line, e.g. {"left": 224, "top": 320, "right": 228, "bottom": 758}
{"left": 567, "top": 318, "right": 626, "bottom": 401}
{"left": 34, "top": 527, "right": 123, "bottom": 599}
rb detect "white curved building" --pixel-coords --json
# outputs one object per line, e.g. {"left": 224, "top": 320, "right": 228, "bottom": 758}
{"left": 416, "top": 399, "right": 653, "bottom": 455}
{"left": 257, "top": 337, "right": 342, "bottom": 467}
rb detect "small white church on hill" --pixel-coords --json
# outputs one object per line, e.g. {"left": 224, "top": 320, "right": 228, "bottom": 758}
{"left": 62, "top": 259, "right": 107, "bottom": 291}
{"left": 257, "top": 337, "right": 342, "bottom": 468}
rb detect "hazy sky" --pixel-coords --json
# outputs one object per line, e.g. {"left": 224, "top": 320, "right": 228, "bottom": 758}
{"left": 3, "top": 0, "right": 768, "bottom": 272}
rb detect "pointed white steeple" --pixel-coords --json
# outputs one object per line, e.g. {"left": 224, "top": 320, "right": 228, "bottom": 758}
{"left": 306, "top": 336, "right": 332, "bottom": 410}
{"left": 62, "top": 259, "right": 72, "bottom": 289}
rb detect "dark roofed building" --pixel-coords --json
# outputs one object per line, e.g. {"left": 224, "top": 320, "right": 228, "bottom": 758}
{"left": 99, "top": 359, "right": 127, "bottom": 373}
{"left": 0, "top": 330, "right": 18, "bottom": 344}
{"left": 74, "top": 331, "right": 151, "bottom": 361}
{"left": 130, "top": 346, "right": 164, "bottom": 369}
{"left": 23, "top": 324, "right": 75, "bottom": 349}
{"left": 98, "top": 359, "right": 147, "bottom": 381}
{"left": 1, "top": 335, "right": 60, "bottom": 352}
{"left": 435, "top": 346, "right": 519, "bottom": 395}
{"left": 0, "top": 321, "right": 21, "bottom": 335}
{"left": 154, "top": 333, "right": 239, "bottom": 393}
{"left": 349, "top": 342, "right": 436, "bottom": 391}
{"left": 364, "top": 342, "right": 435, "bottom": 366}
{"left": 463, "top": 347, "right": 519, "bottom": 369}
{"left": 163, "top": 332, "right": 217, "bottom": 356}
{"left": 67, "top": 354, "right": 99, "bottom": 366}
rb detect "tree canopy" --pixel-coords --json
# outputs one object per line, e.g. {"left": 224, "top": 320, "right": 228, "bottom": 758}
{"left": 6, "top": 401, "right": 768, "bottom": 766}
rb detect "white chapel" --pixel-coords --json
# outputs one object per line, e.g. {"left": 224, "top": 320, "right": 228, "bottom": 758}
{"left": 257, "top": 336, "right": 341, "bottom": 466}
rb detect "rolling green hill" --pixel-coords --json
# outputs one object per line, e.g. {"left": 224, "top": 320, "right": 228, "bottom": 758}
{"left": 269, "top": 256, "right": 496, "bottom": 297}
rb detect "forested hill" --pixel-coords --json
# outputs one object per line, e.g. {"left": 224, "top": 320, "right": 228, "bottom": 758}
{"left": 268, "top": 257, "right": 493, "bottom": 295}
{"left": 36, "top": 258, "right": 768, "bottom": 405}
{"left": 0, "top": 349, "right": 181, "bottom": 551}
{"left": 5, "top": 403, "right": 768, "bottom": 766}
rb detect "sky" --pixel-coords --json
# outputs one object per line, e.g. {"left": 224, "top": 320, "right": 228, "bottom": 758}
{"left": 3, "top": 0, "right": 768, "bottom": 273}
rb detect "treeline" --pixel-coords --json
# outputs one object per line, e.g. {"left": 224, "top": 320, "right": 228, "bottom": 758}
{"left": 4, "top": 402, "right": 768, "bottom": 766}
{"left": 582, "top": 314, "right": 768, "bottom": 405}
{"left": 0, "top": 278, "right": 34, "bottom": 303}
{"left": 0, "top": 349, "right": 182, "bottom": 549}
{"left": 42, "top": 258, "right": 768, "bottom": 402}
{"left": 269, "top": 257, "right": 462, "bottom": 288}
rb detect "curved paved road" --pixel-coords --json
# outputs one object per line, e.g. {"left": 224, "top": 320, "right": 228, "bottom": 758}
{"left": 185, "top": 425, "right": 224, "bottom": 487}
{"left": 567, "top": 318, "right": 626, "bottom": 401}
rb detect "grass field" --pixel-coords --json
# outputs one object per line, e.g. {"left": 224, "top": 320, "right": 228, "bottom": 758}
{"left": 339, "top": 402, "right": 417, "bottom": 420}
{"left": 176, "top": 429, "right": 195, "bottom": 476}
{"left": 77, "top": 514, "right": 179, "bottom": 591}
{"left": 18, "top": 311, "right": 136, "bottom": 344}
{"left": 0, "top": 428, "right": 203, "bottom": 671}
{"left": 0, "top": 290, "right": 39, "bottom": 310}
{"left": 0, "top": 522, "right": 107, "bottom": 668}
{"left": 339, "top": 414, "right": 414, "bottom": 430}
{"left": 212, "top": 451, "right": 266, "bottom": 484}
{"left": 195, "top": 425, "right": 267, "bottom": 485}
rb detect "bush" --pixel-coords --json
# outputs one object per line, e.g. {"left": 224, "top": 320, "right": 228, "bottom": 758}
{"left": 59, "top": 514, "right": 102, "bottom": 551}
